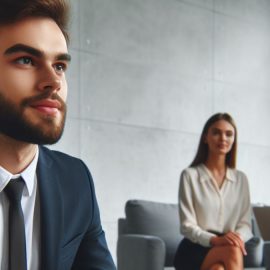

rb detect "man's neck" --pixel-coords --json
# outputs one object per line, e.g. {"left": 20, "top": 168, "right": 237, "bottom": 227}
{"left": 0, "top": 134, "right": 38, "bottom": 174}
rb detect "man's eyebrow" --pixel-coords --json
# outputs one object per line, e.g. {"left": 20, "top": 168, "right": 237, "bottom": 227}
{"left": 56, "top": 53, "right": 71, "bottom": 62}
{"left": 4, "top": 44, "right": 43, "bottom": 57}
{"left": 4, "top": 43, "right": 71, "bottom": 62}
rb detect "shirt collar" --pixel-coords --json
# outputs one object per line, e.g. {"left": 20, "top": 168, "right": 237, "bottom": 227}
{"left": 226, "top": 168, "right": 236, "bottom": 182}
{"left": 198, "top": 163, "right": 236, "bottom": 183}
{"left": 0, "top": 147, "right": 39, "bottom": 196}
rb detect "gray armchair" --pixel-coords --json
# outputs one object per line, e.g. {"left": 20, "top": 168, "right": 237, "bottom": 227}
{"left": 117, "top": 200, "right": 268, "bottom": 270}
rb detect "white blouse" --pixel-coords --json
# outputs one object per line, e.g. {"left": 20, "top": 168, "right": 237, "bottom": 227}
{"left": 179, "top": 164, "right": 253, "bottom": 247}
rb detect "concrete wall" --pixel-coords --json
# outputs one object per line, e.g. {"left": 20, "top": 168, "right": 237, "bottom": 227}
{"left": 51, "top": 0, "right": 270, "bottom": 261}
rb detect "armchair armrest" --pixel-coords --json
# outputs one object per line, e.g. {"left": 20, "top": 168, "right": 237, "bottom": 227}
{"left": 117, "top": 234, "right": 166, "bottom": 270}
{"left": 263, "top": 241, "right": 270, "bottom": 270}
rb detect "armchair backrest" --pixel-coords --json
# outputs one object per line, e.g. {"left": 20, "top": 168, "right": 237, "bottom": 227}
{"left": 119, "top": 199, "right": 183, "bottom": 266}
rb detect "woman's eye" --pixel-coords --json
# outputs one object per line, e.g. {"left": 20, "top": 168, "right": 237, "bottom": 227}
{"left": 212, "top": 130, "right": 220, "bottom": 135}
{"left": 15, "top": 57, "right": 33, "bottom": 65}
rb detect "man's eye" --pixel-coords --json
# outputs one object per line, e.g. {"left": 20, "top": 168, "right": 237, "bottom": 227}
{"left": 15, "top": 57, "right": 33, "bottom": 65}
{"left": 54, "top": 63, "right": 67, "bottom": 72}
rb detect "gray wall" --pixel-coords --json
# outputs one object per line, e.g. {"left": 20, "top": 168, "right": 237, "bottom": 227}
{"left": 51, "top": 0, "right": 270, "bottom": 260}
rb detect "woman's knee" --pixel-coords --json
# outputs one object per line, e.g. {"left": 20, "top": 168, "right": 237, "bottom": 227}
{"left": 225, "top": 246, "right": 243, "bottom": 267}
{"left": 201, "top": 245, "right": 243, "bottom": 270}
{"left": 210, "top": 263, "right": 225, "bottom": 270}
{"left": 226, "top": 246, "right": 242, "bottom": 259}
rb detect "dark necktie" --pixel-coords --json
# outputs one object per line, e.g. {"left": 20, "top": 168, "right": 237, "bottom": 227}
{"left": 4, "top": 178, "right": 27, "bottom": 270}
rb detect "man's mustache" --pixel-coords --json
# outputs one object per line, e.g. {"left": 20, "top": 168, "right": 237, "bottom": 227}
{"left": 21, "top": 90, "right": 65, "bottom": 109}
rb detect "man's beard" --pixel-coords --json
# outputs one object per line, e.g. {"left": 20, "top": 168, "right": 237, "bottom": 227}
{"left": 0, "top": 90, "right": 66, "bottom": 145}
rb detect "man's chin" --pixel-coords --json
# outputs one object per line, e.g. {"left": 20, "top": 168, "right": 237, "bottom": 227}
{"left": 18, "top": 109, "right": 66, "bottom": 144}
{"left": 0, "top": 116, "right": 66, "bottom": 145}
{"left": 2, "top": 128, "right": 64, "bottom": 145}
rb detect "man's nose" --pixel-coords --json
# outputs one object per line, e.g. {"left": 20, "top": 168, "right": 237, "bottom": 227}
{"left": 37, "top": 67, "right": 62, "bottom": 92}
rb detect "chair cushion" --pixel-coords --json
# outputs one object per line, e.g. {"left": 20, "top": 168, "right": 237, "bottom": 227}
{"left": 125, "top": 200, "right": 183, "bottom": 266}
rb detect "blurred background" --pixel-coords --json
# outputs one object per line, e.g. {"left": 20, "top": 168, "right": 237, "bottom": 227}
{"left": 51, "top": 0, "right": 270, "bottom": 261}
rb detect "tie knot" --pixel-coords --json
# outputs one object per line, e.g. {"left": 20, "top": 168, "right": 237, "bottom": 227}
{"left": 4, "top": 177, "right": 25, "bottom": 202}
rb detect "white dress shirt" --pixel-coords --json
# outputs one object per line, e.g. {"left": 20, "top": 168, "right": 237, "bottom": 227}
{"left": 0, "top": 148, "right": 40, "bottom": 270}
{"left": 179, "top": 164, "right": 253, "bottom": 247}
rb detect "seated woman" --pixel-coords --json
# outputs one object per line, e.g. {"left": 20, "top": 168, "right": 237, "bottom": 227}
{"left": 174, "top": 113, "right": 253, "bottom": 270}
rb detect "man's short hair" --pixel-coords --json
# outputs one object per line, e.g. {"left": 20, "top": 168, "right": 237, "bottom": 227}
{"left": 0, "top": 0, "right": 70, "bottom": 43}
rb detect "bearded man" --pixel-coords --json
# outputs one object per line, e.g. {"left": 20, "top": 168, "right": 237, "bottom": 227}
{"left": 0, "top": 1, "right": 116, "bottom": 269}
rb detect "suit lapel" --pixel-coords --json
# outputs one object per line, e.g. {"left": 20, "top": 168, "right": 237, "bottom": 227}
{"left": 37, "top": 147, "right": 63, "bottom": 270}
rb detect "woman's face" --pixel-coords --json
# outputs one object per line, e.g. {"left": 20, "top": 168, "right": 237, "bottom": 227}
{"left": 204, "top": 119, "right": 235, "bottom": 156}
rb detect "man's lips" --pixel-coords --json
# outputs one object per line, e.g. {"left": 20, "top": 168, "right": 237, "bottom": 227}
{"left": 30, "top": 99, "right": 62, "bottom": 115}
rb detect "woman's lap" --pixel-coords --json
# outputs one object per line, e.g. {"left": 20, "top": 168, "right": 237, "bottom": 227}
{"left": 174, "top": 238, "right": 211, "bottom": 270}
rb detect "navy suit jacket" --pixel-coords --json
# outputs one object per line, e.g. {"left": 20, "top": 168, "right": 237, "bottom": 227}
{"left": 36, "top": 146, "right": 116, "bottom": 270}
